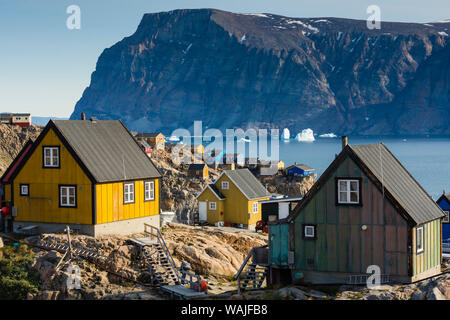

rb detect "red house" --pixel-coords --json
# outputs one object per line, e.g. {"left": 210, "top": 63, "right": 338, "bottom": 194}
{"left": 0, "top": 139, "right": 34, "bottom": 231}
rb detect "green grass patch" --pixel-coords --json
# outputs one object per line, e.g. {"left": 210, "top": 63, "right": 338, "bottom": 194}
{"left": 0, "top": 244, "right": 40, "bottom": 300}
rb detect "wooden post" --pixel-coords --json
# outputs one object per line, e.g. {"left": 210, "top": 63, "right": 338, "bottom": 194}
{"left": 66, "top": 226, "right": 72, "bottom": 260}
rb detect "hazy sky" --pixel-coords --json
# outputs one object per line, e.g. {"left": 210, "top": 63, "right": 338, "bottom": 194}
{"left": 1, "top": 0, "right": 449, "bottom": 117}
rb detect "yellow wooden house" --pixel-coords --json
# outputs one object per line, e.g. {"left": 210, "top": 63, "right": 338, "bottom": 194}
{"left": 7, "top": 118, "right": 162, "bottom": 236}
{"left": 188, "top": 163, "right": 209, "bottom": 179}
{"left": 136, "top": 132, "right": 165, "bottom": 150}
{"left": 195, "top": 169, "right": 270, "bottom": 229}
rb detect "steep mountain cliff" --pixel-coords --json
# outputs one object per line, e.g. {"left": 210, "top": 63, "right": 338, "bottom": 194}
{"left": 71, "top": 9, "right": 450, "bottom": 136}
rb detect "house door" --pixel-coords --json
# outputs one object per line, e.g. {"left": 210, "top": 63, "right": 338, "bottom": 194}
{"left": 199, "top": 202, "right": 207, "bottom": 221}
{"left": 278, "top": 202, "right": 290, "bottom": 219}
{"left": 269, "top": 223, "right": 289, "bottom": 266}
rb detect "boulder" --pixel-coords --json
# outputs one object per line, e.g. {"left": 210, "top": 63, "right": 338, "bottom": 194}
{"left": 427, "top": 287, "right": 446, "bottom": 300}
{"left": 290, "top": 287, "right": 307, "bottom": 300}
{"left": 306, "top": 290, "right": 328, "bottom": 299}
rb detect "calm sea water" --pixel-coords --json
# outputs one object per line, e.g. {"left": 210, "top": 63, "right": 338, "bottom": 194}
{"left": 276, "top": 137, "right": 450, "bottom": 200}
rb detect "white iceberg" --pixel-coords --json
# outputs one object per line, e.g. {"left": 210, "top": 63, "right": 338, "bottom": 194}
{"left": 167, "top": 135, "right": 180, "bottom": 142}
{"left": 319, "top": 133, "right": 337, "bottom": 138}
{"left": 282, "top": 128, "right": 290, "bottom": 140}
{"left": 296, "top": 128, "right": 315, "bottom": 142}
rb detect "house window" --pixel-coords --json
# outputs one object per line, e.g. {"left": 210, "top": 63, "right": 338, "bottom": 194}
{"left": 221, "top": 181, "right": 229, "bottom": 190}
{"left": 59, "top": 185, "right": 76, "bottom": 207}
{"left": 303, "top": 224, "right": 317, "bottom": 239}
{"left": 209, "top": 202, "right": 216, "bottom": 210}
{"left": 444, "top": 211, "right": 449, "bottom": 224}
{"left": 253, "top": 202, "right": 258, "bottom": 214}
{"left": 416, "top": 226, "right": 424, "bottom": 254}
{"left": 337, "top": 179, "right": 360, "bottom": 204}
{"left": 20, "top": 184, "right": 29, "bottom": 196}
{"left": 124, "top": 183, "right": 135, "bottom": 204}
{"left": 144, "top": 181, "right": 155, "bottom": 201}
{"left": 43, "top": 146, "right": 59, "bottom": 168}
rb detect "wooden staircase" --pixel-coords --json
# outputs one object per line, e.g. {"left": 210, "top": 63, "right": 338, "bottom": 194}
{"left": 235, "top": 245, "right": 269, "bottom": 294}
{"left": 131, "top": 224, "right": 182, "bottom": 287}
{"left": 141, "top": 243, "right": 180, "bottom": 286}
{"left": 238, "top": 263, "right": 268, "bottom": 292}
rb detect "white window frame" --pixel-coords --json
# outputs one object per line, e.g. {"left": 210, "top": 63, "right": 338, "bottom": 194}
{"left": 337, "top": 179, "right": 360, "bottom": 204}
{"left": 444, "top": 211, "right": 449, "bottom": 224}
{"left": 124, "top": 183, "right": 135, "bottom": 204}
{"left": 20, "top": 184, "right": 29, "bottom": 196}
{"left": 416, "top": 226, "right": 424, "bottom": 254}
{"left": 221, "top": 181, "right": 229, "bottom": 190}
{"left": 209, "top": 201, "right": 217, "bottom": 210}
{"left": 144, "top": 181, "right": 155, "bottom": 201}
{"left": 59, "top": 186, "right": 76, "bottom": 207}
{"left": 43, "top": 146, "right": 59, "bottom": 168}
{"left": 304, "top": 225, "right": 316, "bottom": 239}
{"left": 252, "top": 202, "right": 258, "bottom": 214}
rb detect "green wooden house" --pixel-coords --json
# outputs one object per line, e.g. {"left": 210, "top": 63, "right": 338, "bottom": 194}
{"left": 269, "top": 139, "right": 444, "bottom": 285}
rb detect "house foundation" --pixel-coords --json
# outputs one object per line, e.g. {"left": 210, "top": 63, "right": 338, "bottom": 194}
{"left": 13, "top": 215, "right": 160, "bottom": 237}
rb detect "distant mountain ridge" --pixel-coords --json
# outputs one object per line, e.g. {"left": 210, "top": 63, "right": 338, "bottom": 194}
{"left": 71, "top": 9, "right": 450, "bottom": 136}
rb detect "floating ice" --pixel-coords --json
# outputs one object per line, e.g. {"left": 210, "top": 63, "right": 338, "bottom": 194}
{"left": 296, "top": 129, "right": 315, "bottom": 142}
{"left": 282, "top": 128, "right": 290, "bottom": 140}
{"left": 319, "top": 133, "right": 337, "bottom": 138}
{"left": 168, "top": 135, "right": 180, "bottom": 142}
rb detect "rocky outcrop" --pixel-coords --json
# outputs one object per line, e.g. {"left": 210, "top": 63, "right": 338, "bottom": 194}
{"left": 71, "top": 9, "right": 450, "bottom": 136}
{"left": 260, "top": 175, "right": 315, "bottom": 197}
{"left": 162, "top": 223, "right": 267, "bottom": 278}
{"left": 0, "top": 124, "right": 41, "bottom": 174}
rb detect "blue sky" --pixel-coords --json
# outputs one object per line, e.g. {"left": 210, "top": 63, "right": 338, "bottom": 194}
{"left": 0, "top": 0, "right": 449, "bottom": 117}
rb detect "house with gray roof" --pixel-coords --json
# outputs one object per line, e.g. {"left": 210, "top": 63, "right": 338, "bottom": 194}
{"left": 268, "top": 137, "right": 444, "bottom": 285}
{"left": 7, "top": 117, "right": 162, "bottom": 236}
{"left": 196, "top": 169, "right": 270, "bottom": 228}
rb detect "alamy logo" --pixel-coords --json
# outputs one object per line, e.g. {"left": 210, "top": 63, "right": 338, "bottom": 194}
{"left": 66, "top": 264, "right": 81, "bottom": 289}
{"left": 66, "top": 5, "right": 81, "bottom": 30}
{"left": 366, "top": 5, "right": 381, "bottom": 30}
{"left": 366, "top": 265, "right": 381, "bottom": 289}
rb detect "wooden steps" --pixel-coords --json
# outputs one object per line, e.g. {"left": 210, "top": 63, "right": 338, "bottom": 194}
{"left": 142, "top": 243, "right": 180, "bottom": 286}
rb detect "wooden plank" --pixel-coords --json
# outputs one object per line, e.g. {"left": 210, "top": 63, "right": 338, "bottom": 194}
{"left": 350, "top": 225, "right": 361, "bottom": 273}
{"left": 160, "top": 285, "right": 207, "bottom": 299}
{"left": 372, "top": 225, "right": 384, "bottom": 273}
{"left": 317, "top": 224, "right": 328, "bottom": 271}
{"left": 326, "top": 225, "right": 337, "bottom": 272}
{"left": 338, "top": 225, "right": 350, "bottom": 272}
{"left": 361, "top": 225, "right": 372, "bottom": 273}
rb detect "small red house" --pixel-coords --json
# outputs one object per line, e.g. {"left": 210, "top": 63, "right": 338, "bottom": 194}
{"left": 0, "top": 139, "right": 34, "bottom": 231}
{"left": 138, "top": 140, "right": 152, "bottom": 157}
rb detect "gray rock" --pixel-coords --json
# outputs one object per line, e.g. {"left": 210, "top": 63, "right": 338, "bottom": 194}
{"left": 306, "top": 290, "right": 328, "bottom": 299}
{"left": 275, "top": 287, "right": 291, "bottom": 299}
{"left": 411, "top": 290, "right": 426, "bottom": 300}
{"left": 427, "top": 287, "right": 446, "bottom": 300}
{"left": 290, "top": 287, "right": 307, "bottom": 300}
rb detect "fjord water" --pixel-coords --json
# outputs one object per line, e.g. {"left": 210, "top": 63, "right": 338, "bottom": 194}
{"left": 277, "top": 137, "right": 450, "bottom": 200}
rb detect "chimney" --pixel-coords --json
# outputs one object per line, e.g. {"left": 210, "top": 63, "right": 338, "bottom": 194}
{"left": 81, "top": 112, "right": 86, "bottom": 120}
{"left": 342, "top": 136, "right": 348, "bottom": 150}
